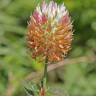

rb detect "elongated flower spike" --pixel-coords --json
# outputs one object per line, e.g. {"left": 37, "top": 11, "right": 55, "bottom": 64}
{"left": 27, "top": 0, "right": 73, "bottom": 63}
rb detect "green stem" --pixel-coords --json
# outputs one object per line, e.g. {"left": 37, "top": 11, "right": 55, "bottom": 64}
{"left": 44, "top": 57, "right": 48, "bottom": 79}
{"left": 41, "top": 57, "right": 48, "bottom": 88}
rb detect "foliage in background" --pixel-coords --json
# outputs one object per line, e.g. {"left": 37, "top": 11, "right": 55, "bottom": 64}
{"left": 0, "top": 0, "right": 96, "bottom": 96}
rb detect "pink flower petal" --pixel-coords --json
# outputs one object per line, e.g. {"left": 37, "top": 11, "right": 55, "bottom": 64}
{"left": 42, "top": 15, "right": 47, "bottom": 24}
{"left": 33, "top": 10, "right": 41, "bottom": 22}
{"left": 61, "top": 14, "right": 70, "bottom": 24}
{"left": 42, "top": 0, "right": 47, "bottom": 14}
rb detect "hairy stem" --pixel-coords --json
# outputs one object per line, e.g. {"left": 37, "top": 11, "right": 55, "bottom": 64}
{"left": 40, "top": 57, "right": 48, "bottom": 96}
{"left": 44, "top": 57, "right": 48, "bottom": 80}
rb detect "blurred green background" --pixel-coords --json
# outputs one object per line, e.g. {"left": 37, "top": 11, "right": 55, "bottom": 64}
{"left": 0, "top": 0, "right": 96, "bottom": 96}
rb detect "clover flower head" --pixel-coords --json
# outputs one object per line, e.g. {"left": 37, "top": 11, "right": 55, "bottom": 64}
{"left": 27, "top": 0, "right": 73, "bottom": 63}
